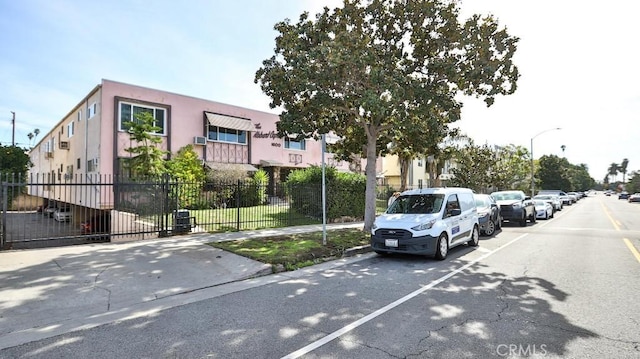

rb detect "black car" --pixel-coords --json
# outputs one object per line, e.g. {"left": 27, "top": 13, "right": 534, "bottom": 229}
{"left": 619, "top": 191, "right": 630, "bottom": 200}
{"left": 490, "top": 190, "right": 536, "bottom": 227}
{"left": 474, "top": 194, "right": 501, "bottom": 236}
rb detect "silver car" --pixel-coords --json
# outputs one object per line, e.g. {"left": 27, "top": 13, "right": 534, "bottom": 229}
{"left": 533, "top": 194, "right": 563, "bottom": 212}
{"left": 533, "top": 200, "right": 554, "bottom": 220}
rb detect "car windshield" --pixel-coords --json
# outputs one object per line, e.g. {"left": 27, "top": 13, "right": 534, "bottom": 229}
{"left": 387, "top": 194, "right": 444, "bottom": 214}
{"left": 475, "top": 196, "right": 491, "bottom": 208}
{"left": 492, "top": 192, "right": 523, "bottom": 201}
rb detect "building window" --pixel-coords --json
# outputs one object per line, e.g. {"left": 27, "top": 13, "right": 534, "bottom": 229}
{"left": 119, "top": 102, "right": 166, "bottom": 135}
{"left": 284, "top": 137, "right": 306, "bottom": 150}
{"left": 88, "top": 103, "right": 97, "bottom": 119}
{"left": 43, "top": 139, "right": 51, "bottom": 153}
{"left": 67, "top": 122, "right": 74, "bottom": 137}
{"left": 77, "top": 109, "right": 82, "bottom": 122}
{"left": 207, "top": 125, "right": 247, "bottom": 144}
{"left": 87, "top": 158, "right": 99, "bottom": 172}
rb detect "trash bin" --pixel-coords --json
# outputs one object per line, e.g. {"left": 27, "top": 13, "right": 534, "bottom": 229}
{"left": 173, "top": 209, "right": 192, "bottom": 234}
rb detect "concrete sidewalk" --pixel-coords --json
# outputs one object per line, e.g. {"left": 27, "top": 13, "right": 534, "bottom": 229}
{"left": 0, "top": 222, "right": 365, "bottom": 349}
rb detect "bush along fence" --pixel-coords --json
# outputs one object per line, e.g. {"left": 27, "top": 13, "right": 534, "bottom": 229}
{"left": 0, "top": 170, "right": 367, "bottom": 249}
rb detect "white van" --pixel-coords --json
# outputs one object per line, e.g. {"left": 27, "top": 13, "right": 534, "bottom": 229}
{"left": 371, "top": 187, "right": 479, "bottom": 260}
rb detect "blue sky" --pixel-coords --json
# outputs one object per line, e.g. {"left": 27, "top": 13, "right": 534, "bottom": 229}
{"left": 1, "top": 0, "right": 638, "bottom": 181}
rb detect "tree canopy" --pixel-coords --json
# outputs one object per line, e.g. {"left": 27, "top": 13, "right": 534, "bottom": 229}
{"left": 449, "top": 142, "right": 533, "bottom": 193}
{"left": 123, "top": 112, "right": 168, "bottom": 178}
{"left": 538, "top": 155, "right": 594, "bottom": 192}
{"left": 256, "top": 0, "right": 520, "bottom": 230}
{"left": 0, "top": 145, "right": 31, "bottom": 179}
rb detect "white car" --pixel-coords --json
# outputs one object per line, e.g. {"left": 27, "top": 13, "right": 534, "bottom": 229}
{"left": 371, "top": 187, "right": 479, "bottom": 260}
{"left": 53, "top": 207, "right": 72, "bottom": 222}
{"left": 533, "top": 200, "right": 554, "bottom": 220}
{"left": 533, "top": 194, "right": 562, "bottom": 212}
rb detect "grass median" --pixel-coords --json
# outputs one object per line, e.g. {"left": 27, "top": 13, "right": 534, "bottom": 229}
{"left": 207, "top": 228, "right": 371, "bottom": 271}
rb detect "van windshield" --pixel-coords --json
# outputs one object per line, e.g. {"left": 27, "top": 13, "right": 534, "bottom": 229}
{"left": 387, "top": 194, "right": 444, "bottom": 214}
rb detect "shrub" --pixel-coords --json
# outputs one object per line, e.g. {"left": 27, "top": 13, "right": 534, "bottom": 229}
{"left": 285, "top": 166, "right": 365, "bottom": 220}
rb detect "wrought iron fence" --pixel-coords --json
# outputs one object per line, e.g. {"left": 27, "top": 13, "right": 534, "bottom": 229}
{"left": 0, "top": 173, "right": 334, "bottom": 249}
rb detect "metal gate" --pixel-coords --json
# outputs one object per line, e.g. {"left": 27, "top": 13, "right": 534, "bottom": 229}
{"left": 0, "top": 174, "right": 173, "bottom": 249}
{"left": 1, "top": 173, "right": 329, "bottom": 250}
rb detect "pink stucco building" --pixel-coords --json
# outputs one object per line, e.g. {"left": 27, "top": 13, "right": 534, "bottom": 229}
{"left": 28, "top": 79, "right": 364, "bottom": 210}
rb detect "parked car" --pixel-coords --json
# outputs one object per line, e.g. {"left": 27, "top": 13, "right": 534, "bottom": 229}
{"left": 567, "top": 192, "right": 582, "bottom": 201}
{"left": 533, "top": 194, "right": 563, "bottom": 213}
{"left": 490, "top": 190, "right": 536, "bottom": 227}
{"left": 474, "top": 194, "right": 501, "bottom": 236}
{"left": 533, "top": 200, "right": 554, "bottom": 220}
{"left": 53, "top": 207, "right": 72, "bottom": 222}
{"left": 80, "top": 213, "right": 111, "bottom": 234}
{"left": 371, "top": 187, "right": 479, "bottom": 260}
{"left": 619, "top": 191, "right": 630, "bottom": 200}
{"left": 43, "top": 200, "right": 60, "bottom": 218}
{"left": 628, "top": 193, "right": 640, "bottom": 203}
{"left": 538, "top": 190, "right": 572, "bottom": 205}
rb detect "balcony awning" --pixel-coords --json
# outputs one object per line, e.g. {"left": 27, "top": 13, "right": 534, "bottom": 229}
{"left": 260, "top": 159, "right": 284, "bottom": 167}
{"left": 205, "top": 112, "right": 253, "bottom": 131}
{"left": 205, "top": 162, "right": 258, "bottom": 172}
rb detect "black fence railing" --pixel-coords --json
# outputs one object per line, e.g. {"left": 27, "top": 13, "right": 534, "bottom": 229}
{"left": 1, "top": 173, "right": 360, "bottom": 249}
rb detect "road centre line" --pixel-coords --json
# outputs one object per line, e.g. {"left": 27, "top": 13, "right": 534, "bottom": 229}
{"left": 600, "top": 201, "right": 639, "bottom": 262}
{"left": 280, "top": 233, "right": 529, "bottom": 359}
{"left": 601, "top": 202, "right": 621, "bottom": 231}
{"left": 623, "top": 238, "right": 640, "bottom": 263}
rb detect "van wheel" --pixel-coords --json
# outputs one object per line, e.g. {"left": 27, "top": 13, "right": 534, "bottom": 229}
{"left": 434, "top": 233, "right": 448, "bottom": 260}
{"left": 468, "top": 226, "right": 479, "bottom": 247}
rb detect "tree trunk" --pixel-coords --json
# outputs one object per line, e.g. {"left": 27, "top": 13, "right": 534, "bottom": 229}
{"left": 363, "top": 125, "right": 379, "bottom": 232}
{"left": 399, "top": 155, "right": 409, "bottom": 191}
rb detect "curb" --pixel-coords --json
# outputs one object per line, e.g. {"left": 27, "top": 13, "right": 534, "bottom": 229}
{"left": 343, "top": 244, "right": 372, "bottom": 257}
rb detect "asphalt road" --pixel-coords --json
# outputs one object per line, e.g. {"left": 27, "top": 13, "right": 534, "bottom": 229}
{"left": 1, "top": 193, "right": 639, "bottom": 358}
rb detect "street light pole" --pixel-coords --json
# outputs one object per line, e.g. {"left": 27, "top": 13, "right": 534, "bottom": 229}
{"left": 10, "top": 111, "right": 15, "bottom": 146}
{"left": 530, "top": 127, "right": 561, "bottom": 197}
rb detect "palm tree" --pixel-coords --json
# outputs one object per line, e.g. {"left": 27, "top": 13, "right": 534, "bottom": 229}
{"left": 26, "top": 128, "right": 40, "bottom": 148}
{"left": 620, "top": 158, "right": 629, "bottom": 183}
{"left": 608, "top": 163, "right": 619, "bottom": 183}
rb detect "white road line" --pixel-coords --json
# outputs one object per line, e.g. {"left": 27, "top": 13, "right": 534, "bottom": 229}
{"left": 281, "top": 233, "right": 529, "bottom": 359}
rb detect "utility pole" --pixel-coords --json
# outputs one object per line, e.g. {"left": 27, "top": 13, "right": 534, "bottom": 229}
{"left": 10, "top": 111, "right": 15, "bottom": 146}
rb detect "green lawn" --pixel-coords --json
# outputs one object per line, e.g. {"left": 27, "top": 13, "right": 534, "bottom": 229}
{"left": 208, "top": 228, "right": 371, "bottom": 271}
{"left": 162, "top": 205, "right": 322, "bottom": 232}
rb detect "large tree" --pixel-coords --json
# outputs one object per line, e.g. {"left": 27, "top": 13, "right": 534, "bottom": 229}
{"left": 619, "top": 158, "right": 629, "bottom": 183}
{"left": 449, "top": 141, "right": 495, "bottom": 192}
{"left": 255, "top": 0, "right": 519, "bottom": 230}
{"left": 607, "top": 162, "right": 619, "bottom": 183}
{"left": 0, "top": 145, "right": 31, "bottom": 179}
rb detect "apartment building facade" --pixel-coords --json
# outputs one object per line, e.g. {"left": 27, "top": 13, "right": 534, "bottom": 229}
{"left": 28, "top": 79, "right": 366, "bottom": 210}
